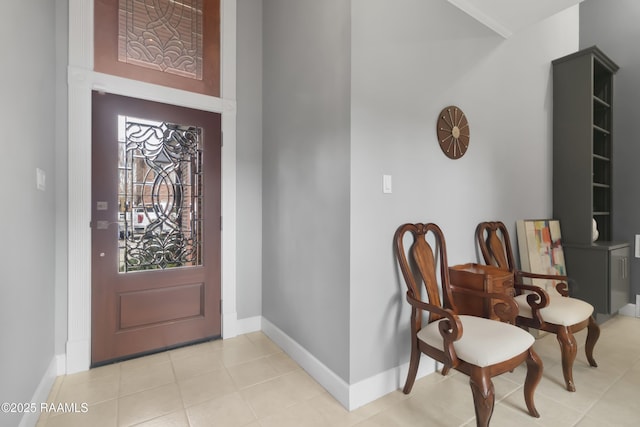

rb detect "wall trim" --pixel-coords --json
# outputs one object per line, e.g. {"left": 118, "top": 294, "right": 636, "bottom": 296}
{"left": 18, "top": 357, "right": 58, "bottom": 427}
{"left": 349, "top": 357, "right": 436, "bottom": 411}
{"left": 56, "top": 354, "right": 66, "bottom": 376}
{"left": 261, "top": 317, "right": 351, "bottom": 408}
{"left": 446, "top": 0, "right": 512, "bottom": 38}
{"left": 618, "top": 302, "right": 637, "bottom": 318}
{"left": 220, "top": 0, "right": 239, "bottom": 341}
{"left": 261, "top": 317, "right": 436, "bottom": 411}
{"left": 235, "top": 316, "right": 262, "bottom": 335}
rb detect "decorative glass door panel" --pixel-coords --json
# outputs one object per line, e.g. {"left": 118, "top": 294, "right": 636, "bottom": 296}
{"left": 118, "top": 116, "right": 203, "bottom": 272}
{"left": 118, "top": 0, "right": 204, "bottom": 80}
{"left": 94, "top": 0, "right": 220, "bottom": 96}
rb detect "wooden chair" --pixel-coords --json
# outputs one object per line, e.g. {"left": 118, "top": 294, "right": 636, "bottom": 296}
{"left": 475, "top": 221, "right": 599, "bottom": 392}
{"left": 395, "top": 223, "right": 542, "bottom": 427}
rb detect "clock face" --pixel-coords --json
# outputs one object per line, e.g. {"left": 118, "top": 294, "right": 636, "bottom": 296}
{"left": 436, "top": 106, "right": 470, "bottom": 159}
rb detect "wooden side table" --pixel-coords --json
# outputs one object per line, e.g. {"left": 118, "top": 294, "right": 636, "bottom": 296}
{"left": 448, "top": 263, "right": 514, "bottom": 320}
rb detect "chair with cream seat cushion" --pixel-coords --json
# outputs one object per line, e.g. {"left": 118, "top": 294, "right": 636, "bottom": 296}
{"left": 395, "top": 222, "right": 542, "bottom": 427}
{"left": 476, "top": 221, "right": 599, "bottom": 392}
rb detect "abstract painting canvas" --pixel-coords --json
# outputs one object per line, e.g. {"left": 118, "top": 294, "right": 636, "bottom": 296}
{"left": 516, "top": 219, "right": 567, "bottom": 295}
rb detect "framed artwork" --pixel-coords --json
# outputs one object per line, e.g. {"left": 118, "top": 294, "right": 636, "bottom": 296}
{"left": 516, "top": 219, "right": 567, "bottom": 294}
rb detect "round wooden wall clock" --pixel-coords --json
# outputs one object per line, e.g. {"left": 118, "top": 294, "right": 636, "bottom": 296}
{"left": 436, "top": 106, "right": 470, "bottom": 159}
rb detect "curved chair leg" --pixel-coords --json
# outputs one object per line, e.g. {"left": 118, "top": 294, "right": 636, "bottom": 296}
{"left": 403, "top": 340, "right": 420, "bottom": 394}
{"left": 557, "top": 326, "right": 578, "bottom": 392}
{"left": 469, "top": 370, "right": 495, "bottom": 427}
{"left": 523, "top": 348, "right": 543, "bottom": 418}
{"left": 585, "top": 316, "right": 600, "bottom": 368}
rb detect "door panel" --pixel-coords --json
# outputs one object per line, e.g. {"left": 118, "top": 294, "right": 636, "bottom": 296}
{"left": 91, "top": 91, "right": 221, "bottom": 365}
{"left": 118, "top": 282, "right": 204, "bottom": 329}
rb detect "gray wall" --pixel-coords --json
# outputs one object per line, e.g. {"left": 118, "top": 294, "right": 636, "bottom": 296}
{"left": 349, "top": 0, "right": 579, "bottom": 383}
{"left": 259, "top": 0, "right": 579, "bottom": 386}
{"left": 0, "top": 0, "right": 58, "bottom": 423}
{"left": 262, "top": 0, "right": 352, "bottom": 381}
{"left": 580, "top": 0, "right": 640, "bottom": 304}
{"left": 236, "top": 0, "right": 263, "bottom": 319}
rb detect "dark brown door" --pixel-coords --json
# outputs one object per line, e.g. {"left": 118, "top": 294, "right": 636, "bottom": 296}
{"left": 91, "top": 91, "right": 221, "bottom": 365}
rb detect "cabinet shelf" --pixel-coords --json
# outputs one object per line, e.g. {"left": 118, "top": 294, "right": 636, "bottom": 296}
{"left": 593, "top": 95, "right": 611, "bottom": 108}
{"left": 553, "top": 45, "right": 618, "bottom": 244}
{"left": 593, "top": 133, "right": 610, "bottom": 158}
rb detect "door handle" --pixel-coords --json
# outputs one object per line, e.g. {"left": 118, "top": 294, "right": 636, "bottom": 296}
{"left": 620, "top": 257, "right": 628, "bottom": 279}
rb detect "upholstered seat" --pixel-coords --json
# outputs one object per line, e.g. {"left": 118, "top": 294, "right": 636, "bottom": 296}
{"left": 476, "top": 221, "right": 600, "bottom": 392}
{"left": 395, "top": 222, "right": 542, "bottom": 427}
{"left": 418, "top": 315, "right": 535, "bottom": 367}
{"left": 514, "top": 294, "right": 595, "bottom": 326}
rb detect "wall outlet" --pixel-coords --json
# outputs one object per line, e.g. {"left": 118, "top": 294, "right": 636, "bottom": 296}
{"left": 636, "top": 235, "right": 640, "bottom": 258}
{"left": 636, "top": 295, "right": 640, "bottom": 318}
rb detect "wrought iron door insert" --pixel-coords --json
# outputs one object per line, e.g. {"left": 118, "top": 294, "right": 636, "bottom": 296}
{"left": 118, "top": 115, "right": 203, "bottom": 272}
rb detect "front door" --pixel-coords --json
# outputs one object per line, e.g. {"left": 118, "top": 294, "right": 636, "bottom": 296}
{"left": 91, "top": 91, "right": 221, "bottom": 365}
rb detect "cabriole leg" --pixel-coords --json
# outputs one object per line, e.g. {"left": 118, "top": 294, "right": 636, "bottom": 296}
{"left": 524, "top": 348, "right": 542, "bottom": 417}
{"left": 469, "top": 370, "right": 495, "bottom": 427}
{"left": 585, "top": 316, "right": 600, "bottom": 367}
{"left": 557, "top": 326, "right": 578, "bottom": 392}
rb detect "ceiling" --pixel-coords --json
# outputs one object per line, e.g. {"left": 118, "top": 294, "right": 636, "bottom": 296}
{"left": 447, "top": 0, "right": 585, "bottom": 38}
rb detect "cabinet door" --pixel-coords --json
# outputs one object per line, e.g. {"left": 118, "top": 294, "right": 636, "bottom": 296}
{"left": 563, "top": 247, "right": 608, "bottom": 314}
{"left": 609, "top": 247, "right": 630, "bottom": 313}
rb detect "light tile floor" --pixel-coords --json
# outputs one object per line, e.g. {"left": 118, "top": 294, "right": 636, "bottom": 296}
{"left": 37, "top": 315, "right": 640, "bottom": 427}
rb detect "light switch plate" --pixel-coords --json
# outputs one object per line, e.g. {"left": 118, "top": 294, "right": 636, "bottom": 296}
{"left": 383, "top": 175, "right": 392, "bottom": 194}
{"left": 636, "top": 235, "right": 640, "bottom": 258}
{"left": 36, "top": 168, "right": 46, "bottom": 191}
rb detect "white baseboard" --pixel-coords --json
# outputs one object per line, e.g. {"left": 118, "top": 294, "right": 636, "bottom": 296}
{"left": 222, "top": 311, "right": 239, "bottom": 339}
{"left": 55, "top": 354, "right": 66, "bottom": 376}
{"left": 235, "top": 315, "right": 262, "bottom": 335}
{"left": 65, "top": 339, "right": 90, "bottom": 375}
{"left": 261, "top": 317, "right": 351, "bottom": 408}
{"left": 618, "top": 302, "right": 637, "bottom": 318}
{"left": 19, "top": 357, "right": 58, "bottom": 427}
{"left": 349, "top": 356, "right": 436, "bottom": 410}
{"left": 261, "top": 317, "right": 436, "bottom": 411}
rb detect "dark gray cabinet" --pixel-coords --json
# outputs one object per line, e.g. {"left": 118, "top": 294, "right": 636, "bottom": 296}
{"left": 552, "top": 46, "right": 629, "bottom": 315}
{"left": 563, "top": 243, "right": 629, "bottom": 315}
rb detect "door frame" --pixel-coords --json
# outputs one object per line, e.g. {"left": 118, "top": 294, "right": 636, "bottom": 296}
{"left": 65, "top": 0, "right": 239, "bottom": 374}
